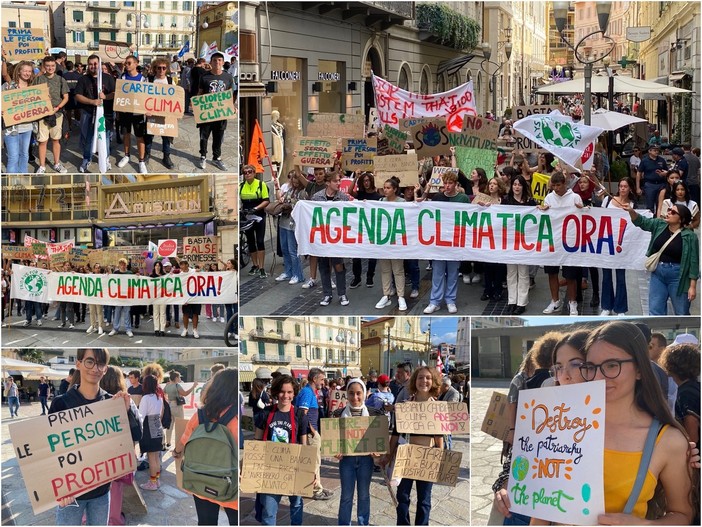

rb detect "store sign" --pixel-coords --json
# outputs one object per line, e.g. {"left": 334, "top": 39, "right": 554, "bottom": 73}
{"left": 271, "top": 70, "right": 301, "bottom": 81}
{"left": 318, "top": 72, "right": 340, "bottom": 81}
{"left": 626, "top": 26, "right": 651, "bottom": 43}
{"left": 104, "top": 193, "right": 201, "bottom": 218}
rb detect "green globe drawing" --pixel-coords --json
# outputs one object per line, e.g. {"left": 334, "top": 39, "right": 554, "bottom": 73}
{"left": 21, "top": 271, "right": 46, "bottom": 297}
{"left": 511, "top": 455, "right": 529, "bottom": 481}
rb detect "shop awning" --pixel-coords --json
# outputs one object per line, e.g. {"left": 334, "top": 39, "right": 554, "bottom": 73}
{"left": 92, "top": 212, "right": 216, "bottom": 227}
{"left": 239, "top": 371, "right": 255, "bottom": 382}
{"left": 240, "top": 82, "right": 267, "bottom": 98}
{"left": 669, "top": 71, "right": 690, "bottom": 83}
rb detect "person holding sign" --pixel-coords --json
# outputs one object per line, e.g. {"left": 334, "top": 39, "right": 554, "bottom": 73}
{"left": 115, "top": 55, "right": 148, "bottom": 174}
{"left": 33, "top": 55, "right": 69, "bottom": 174}
{"left": 144, "top": 58, "right": 176, "bottom": 169}
{"left": 382, "top": 366, "right": 444, "bottom": 526}
{"left": 196, "top": 52, "right": 234, "bottom": 171}
{"left": 2, "top": 60, "right": 36, "bottom": 173}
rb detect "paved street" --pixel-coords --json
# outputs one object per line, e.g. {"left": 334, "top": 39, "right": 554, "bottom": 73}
{"left": 239, "top": 402, "right": 470, "bottom": 526}
{"left": 1, "top": 113, "right": 238, "bottom": 175}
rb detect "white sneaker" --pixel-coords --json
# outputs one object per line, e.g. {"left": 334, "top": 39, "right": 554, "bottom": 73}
{"left": 36, "top": 165, "right": 46, "bottom": 174}
{"left": 542, "top": 300, "right": 563, "bottom": 314}
{"left": 86, "top": 325, "right": 94, "bottom": 334}
{"left": 471, "top": 273, "right": 482, "bottom": 284}
{"left": 69, "top": 323, "right": 75, "bottom": 329}
{"left": 219, "top": 317, "right": 226, "bottom": 323}
{"left": 410, "top": 289, "right": 419, "bottom": 298}
{"left": 117, "top": 155, "right": 130, "bottom": 168}
{"left": 462, "top": 274, "right": 471, "bottom": 284}
{"left": 398, "top": 297, "right": 407, "bottom": 311}
{"left": 199, "top": 156, "right": 207, "bottom": 169}
{"left": 79, "top": 159, "right": 90, "bottom": 173}
{"left": 375, "top": 296, "right": 392, "bottom": 309}
{"left": 193, "top": 329, "right": 200, "bottom": 339}
{"left": 423, "top": 303, "right": 440, "bottom": 314}
{"left": 275, "top": 273, "right": 290, "bottom": 282}
{"left": 37, "top": 319, "right": 42, "bottom": 326}
{"left": 288, "top": 277, "right": 301, "bottom": 285}
{"left": 98, "top": 326, "right": 104, "bottom": 335}
{"left": 181, "top": 328, "right": 188, "bottom": 337}
{"left": 108, "top": 329, "right": 117, "bottom": 336}
{"left": 331, "top": 280, "right": 336, "bottom": 289}
{"left": 426, "top": 263, "right": 432, "bottom": 270}
{"left": 599, "top": 309, "right": 612, "bottom": 316}
{"left": 22, "top": 320, "right": 29, "bottom": 326}
{"left": 569, "top": 301, "right": 579, "bottom": 316}
{"left": 138, "top": 161, "right": 148, "bottom": 174}
{"left": 302, "top": 278, "right": 316, "bottom": 289}
{"left": 127, "top": 330, "right": 134, "bottom": 337}
{"left": 447, "top": 303, "right": 458, "bottom": 314}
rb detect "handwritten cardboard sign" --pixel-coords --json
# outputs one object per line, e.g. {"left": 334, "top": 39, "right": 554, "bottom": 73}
{"left": 114, "top": 79, "right": 184, "bottom": 118}
{"left": 87, "top": 250, "right": 126, "bottom": 268}
{"left": 182, "top": 235, "right": 218, "bottom": 264}
{"left": 49, "top": 251, "right": 68, "bottom": 270}
{"left": 97, "top": 40, "right": 132, "bottom": 62}
{"left": 7, "top": 398, "right": 135, "bottom": 515}
{"left": 480, "top": 391, "right": 511, "bottom": 441}
{"left": 368, "top": 107, "right": 379, "bottom": 133}
{"left": 307, "top": 112, "right": 365, "bottom": 138}
{"left": 455, "top": 146, "right": 497, "bottom": 178}
{"left": 512, "top": 131, "right": 549, "bottom": 153}
{"left": 383, "top": 125, "right": 407, "bottom": 155}
{"left": 473, "top": 192, "right": 501, "bottom": 205}
{"left": 399, "top": 117, "right": 432, "bottom": 133}
{"left": 507, "top": 381, "right": 606, "bottom": 525}
{"left": 391, "top": 444, "right": 462, "bottom": 486}
{"left": 191, "top": 89, "right": 236, "bottom": 124}
{"left": 395, "top": 401, "right": 469, "bottom": 436}
{"left": 2, "top": 28, "right": 46, "bottom": 61}
{"left": 341, "top": 138, "right": 376, "bottom": 171}
{"left": 373, "top": 153, "right": 418, "bottom": 187}
{"left": 294, "top": 137, "right": 336, "bottom": 168}
{"left": 410, "top": 118, "right": 451, "bottom": 158}
{"left": 428, "top": 167, "right": 457, "bottom": 193}
{"left": 69, "top": 247, "right": 90, "bottom": 268}
{"left": 2, "top": 245, "right": 34, "bottom": 260}
{"left": 328, "top": 390, "right": 347, "bottom": 413}
{"left": 240, "top": 440, "right": 316, "bottom": 497}
{"left": 1, "top": 84, "right": 53, "bottom": 126}
{"left": 146, "top": 116, "right": 179, "bottom": 137}
{"left": 319, "top": 416, "right": 389, "bottom": 456}
{"left": 31, "top": 243, "right": 48, "bottom": 256}
{"left": 461, "top": 115, "right": 500, "bottom": 144}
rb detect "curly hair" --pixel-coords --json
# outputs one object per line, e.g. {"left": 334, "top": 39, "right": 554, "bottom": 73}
{"left": 408, "top": 366, "right": 441, "bottom": 398}
{"left": 659, "top": 343, "right": 700, "bottom": 382}
{"left": 530, "top": 331, "right": 563, "bottom": 369}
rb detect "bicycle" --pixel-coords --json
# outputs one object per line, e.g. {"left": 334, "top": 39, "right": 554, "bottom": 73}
{"left": 224, "top": 313, "right": 238, "bottom": 347}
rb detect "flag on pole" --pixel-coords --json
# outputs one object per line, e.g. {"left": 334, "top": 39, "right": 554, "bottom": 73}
{"left": 204, "top": 42, "right": 218, "bottom": 61}
{"left": 177, "top": 40, "right": 190, "bottom": 58}
{"left": 199, "top": 41, "right": 209, "bottom": 59}
{"left": 247, "top": 119, "right": 268, "bottom": 173}
{"left": 92, "top": 58, "right": 108, "bottom": 173}
{"left": 436, "top": 352, "right": 443, "bottom": 374}
{"left": 225, "top": 43, "right": 238, "bottom": 58}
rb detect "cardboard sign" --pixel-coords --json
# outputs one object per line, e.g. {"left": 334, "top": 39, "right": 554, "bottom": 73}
{"left": 191, "top": 89, "right": 236, "bottom": 124}
{"left": 473, "top": 192, "right": 501, "bottom": 205}
{"left": 2, "top": 28, "right": 46, "bottom": 61}
{"left": 395, "top": 401, "right": 469, "bottom": 435}
{"left": 1, "top": 84, "right": 53, "bottom": 126}
{"left": 328, "top": 390, "right": 347, "bottom": 413}
{"left": 49, "top": 251, "right": 68, "bottom": 270}
{"left": 182, "top": 235, "right": 218, "bottom": 264}
{"left": 129, "top": 394, "right": 142, "bottom": 407}
{"left": 87, "top": 250, "right": 126, "bottom": 269}
{"left": 2, "top": 245, "right": 34, "bottom": 260}
{"left": 383, "top": 125, "right": 407, "bottom": 155}
{"left": 512, "top": 105, "right": 558, "bottom": 121}
{"left": 507, "top": 381, "right": 606, "bottom": 525}
{"left": 513, "top": 131, "right": 549, "bottom": 153}
{"left": 480, "top": 391, "right": 511, "bottom": 441}
{"left": 319, "top": 416, "right": 389, "bottom": 456}
{"left": 455, "top": 146, "right": 497, "bottom": 178}
{"left": 97, "top": 40, "right": 132, "bottom": 62}
{"left": 373, "top": 153, "right": 418, "bottom": 187}
{"left": 341, "top": 138, "right": 377, "bottom": 171}
{"left": 69, "top": 247, "right": 90, "bottom": 268}
{"left": 307, "top": 112, "right": 365, "bottom": 138}
{"left": 461, "top": 115, "right": 500, "bottom": 145}
{"left": 7, "top": 398, "right": 135, "bottom": 515}
{"left": 368, "top": 107, "right": 379, "bottom": 133}
{"left": 114, "top": 79, "right": 184, "bottom": 118}
{"left": 410, "top": 118, "right": 451, "bottom": 158}
{"left": 240, "top": 440, "right": 316, "bottom": 497}
{"left": 31, "top": 243, "right": 48, "bottom": 256}
{"left": 294, "top": 137, "right": 336, "bottom": 168}
{"left": 391, "top": 444, "right": 462, "bottom": 486}
{"left": 399, "top": 117, "right": 432, "bottom": 133}
{"left": 146, "top": 116, "right": 179, "bottom": 138}
{"left": 428, "top": 167, "right": 457, "bottom": 193}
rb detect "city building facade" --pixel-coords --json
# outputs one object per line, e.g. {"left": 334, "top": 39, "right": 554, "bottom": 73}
{"left": 360, "top": 316, "right": 430, "bottom": 376}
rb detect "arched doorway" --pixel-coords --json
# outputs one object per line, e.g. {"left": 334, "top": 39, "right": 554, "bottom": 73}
{"left": 364, "top": 46, "right": 383, "bottom": 123}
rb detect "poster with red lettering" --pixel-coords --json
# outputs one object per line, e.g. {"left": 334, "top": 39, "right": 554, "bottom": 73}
{"left": 7, "top": 398, "right": 135, "bottom": 515}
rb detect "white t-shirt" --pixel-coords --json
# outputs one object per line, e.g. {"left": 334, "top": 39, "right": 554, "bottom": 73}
{"left": 543, "top": 188, "right": 583, "bottom": 209}
{"left": 138, "top": 393, "right": 163, "bottom": 419}
{"left": 629, "top": 155, "right": 641, "bottom": 169}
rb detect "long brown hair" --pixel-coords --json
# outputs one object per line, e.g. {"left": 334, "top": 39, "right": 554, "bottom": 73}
{"left": 408, "top": 366, "right": 441, "bottom": 398}
{"left": 201, "top": 368, "right": 238, "bottom": 421}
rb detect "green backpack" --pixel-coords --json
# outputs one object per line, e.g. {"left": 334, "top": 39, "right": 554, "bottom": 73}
{"left": 182, "top": 406, "right": 238, "bottom": 501}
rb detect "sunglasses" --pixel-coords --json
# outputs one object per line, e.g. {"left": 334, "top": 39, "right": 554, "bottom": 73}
{"left": 243, "top": 169, "right": 254, "bottom": 174}
{"left": 667, "top": 209, "right": 679, "bottom": 216}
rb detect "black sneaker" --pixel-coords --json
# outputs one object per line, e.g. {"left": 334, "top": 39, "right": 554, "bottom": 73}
{"left": 350, "top": 277, "right": 362, "bottom": 288}
{"left": 319, "top": 296, "right": 332, "bottom": 306}
{"left": 248, "top": 266, "right": 259, "bottom": 276}
{"left": 259, "top": 268, "right": 268, "bottom": 278}
{"left": 366, "top": 277, "right": 374, "bottom": 287}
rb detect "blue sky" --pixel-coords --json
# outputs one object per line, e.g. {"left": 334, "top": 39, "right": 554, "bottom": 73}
{"left": 364, "top": 316, "right": 460, "bottom": 345}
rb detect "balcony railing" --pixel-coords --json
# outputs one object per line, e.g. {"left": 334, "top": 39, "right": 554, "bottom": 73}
{"left": 87, "top": 22, "right": 122, "bottom": 30}
{"left": 249, "top": 329, "right": 290, "bottom": 341}
{"left": 88, "top": 1, "right": 120, "bottom": 9}
{"left": 251, "top": 354, "right": 292, "bottom": 364}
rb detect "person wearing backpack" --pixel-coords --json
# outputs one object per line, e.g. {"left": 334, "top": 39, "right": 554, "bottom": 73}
{"left": 253, "top": 374, "right": 308, "bottom": 525}
{"left": 173, "top": 367, "right": 238, "bottom": 525}
{"left": 138, "top": 375, "right": 165, "bottom": 491}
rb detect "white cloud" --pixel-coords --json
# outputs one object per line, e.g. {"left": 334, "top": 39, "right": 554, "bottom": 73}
{"left": 432, "top": 331, "right": 457, "bottom": 345}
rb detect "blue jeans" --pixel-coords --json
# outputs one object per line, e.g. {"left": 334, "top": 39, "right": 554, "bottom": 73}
{"left": 258, "top": 493, "right": 303, "bottom": 525}
{"left": 3, "top": 130, "right": 32, "bottom": 173}
{"left": 112, "top": 305, "right": 132, "bottom": 332}
{"left": 649, "top": 262, "right": 690, "bottom": 315}
{"left": 24, "top": 301, "right": 40, "bottom": 323}
{"left": 103, "top": 305, "right": 113, "bottom": 324}
{"left": 430, "top": 260, "right": 460, "bottom": 306}
{"left": 56, "top": 491, "right": 110, "bottom": 525}
{"left": 601, "top": 268, "right": 628, "bottom": 313}
{"left": 644, "top": 182, "right": 664, "bottom": 214}
{"left": 166, "top": 305, "right": 180, "bottom": 323}
{"left": 338, "top": 455, "right": 374, "bottom": 525}
{"left": 7, "top": 396, "right": 19, "bottom": 417}
{"left": 211, "top": 304, "right": 226, "bottom": 318}
{"left": 39, "top": 395, "right": 49, "bottom": 414}
{"left": 225, "top": 303, "right": 237, "bottom": 323}
{"left": 404, "top": 259, "right": 420, "bottom": 290}
{"left": 397, "top": 478, "right": 432, "bottom": 525}
{"left": 280, "top": 227, "right": 304, "bottom": 281}
{"left": 79, "top": 113, "right": 112, "bottom": 161}
{"left": 503, "top": 511, "right": 532, "bottom": 525}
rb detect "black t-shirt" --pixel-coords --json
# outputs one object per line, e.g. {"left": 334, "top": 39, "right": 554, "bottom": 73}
{"left": 254, "top": 407, "right": 308, "bottom": 444}
{"left": 652, "top": 229, "right": 683, "bottom": 263}
{"left": 676, "top": 380, "right": 700, "bottom": 447}
{"left": 248, "top": 391, "right": 271, "bottom": 420}
{"left": 58, "top": 379, "right": 70, "bottom": 395}
{"left": 189, "top": 66, "right": 205, "bottom": 96}
{"left": 356, "top": 189, "right": 381, "bottom": 201}
{"left": 127, "top": 384, "right": 143, "bottom": 395}
{"left": 74, "top": 74, "right": 116, "bottom": 123}
{"left": 38, "top": 382, "right": 49, "bottom": 397}
{"left": 62, "top": 71, "right": 81, "bottom": 95}
{"left": 199, "top": 71, "right": 234, "bottom": 94}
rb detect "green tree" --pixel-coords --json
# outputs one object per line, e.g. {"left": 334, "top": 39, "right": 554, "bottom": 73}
{"left": 17, "top": 349, "right": 45, "bottom": 364}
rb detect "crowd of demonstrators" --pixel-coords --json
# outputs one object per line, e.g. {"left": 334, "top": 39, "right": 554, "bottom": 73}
{"left": 1, "top": 50, "right": 236, "bottom": 173}
{"left": 492, "top": 321, "right": 700, "bottom": 526}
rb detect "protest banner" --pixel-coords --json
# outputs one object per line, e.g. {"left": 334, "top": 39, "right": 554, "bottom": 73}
{"left": 507, "top": 381, "right": 606, "bottom": 525}
{"left": 7, "top": 398, "right": 135, "bottom": 515}
{"left": 1, "top": 84, "right": 53, "bottom": 126}
{"left": 473, "top": 192, "right": 501, "bottom": 205}
{"left": 307, "top": 112, "right": 365, "bottom": 138}
{"left": 2, "top": 245, "right": 34, "bottom": 260}
{"left": 531, "top": 172, "right": 552, "bottom": 204}
{"left": 372, "top": 74, "right": 476, "bottom": 132}
{"left": 372, "top": 153, "right": 418, "bottom": 187}
{"left": 328, "top": 390, "right": 347, "bottom": 413}
{"left": 294, "top": 137, "right": 336, "bottom": 168}
{"left": 391, "top": 444, "right": 462, "bottom": 486}
{"left": 182, "top": 235, "right": 218, "bottom": 264}
{"left": 97, "top": 40, "right": 131, "bottom": 62}
{"left": 191, "top": 89, "right": 236, "bottom": 124}
{"left": 384, "top": 125, "right": 407, "bottom": 154}
{"left": 428, "top": 167, "right": 457, "bottom": 193}
{"left": 341, "top": 138, "right": 376, "bottom": 171}
{"left": 461, "top": 114, "right": 500, "bottom": 145}
{"left": 512, "top": 131, "right": 549, "bottom": 154}
{"left": 368, "top": 107, "right": 379, "bottom": 133}
{"left": 291, "top": 201, "right": 651, "bottom": 270}
{"left": 69, "top": 247, "right": 90, "bottom": 267}
{"left": 2, "top": 28, "right": 46, "bottom": 61}
{"left": 146, "top": 116, "right": 179, "bottom": 138}
{"left": 481, "top": 392, "right": 511, "bottom": 441}
{"left": 410, "top": 118, "right": 451, "bottom": 158}
{"left": 114, "top": 79, "right": 184, "bottom": 118}
{"left": 87, "top": 250, "right": 126, "bottom": 268}
{"left": 395, "top": 401, "right": 469, "bottom": 435}
{"left": 376, "top": 137, "right": 390, "bottom": 156}
{"left": 157, "top": 239, "right": 178, "bottom": 258}
{"left": 240, "top": 440, "right": 316, "bottom": 497}
{"left": 454, "top": 146, "right": 497, "bottom": 178}
{"left": 10, "top": 264, "right": 238, "bottom": 305}
{"left": 512, "top": 105, "right": 559, "bottom": 121}
{"left": 24, "top": 235, "right": 74, "bottom": 259}
{"left": 319, "top": 416, "right": 389, "bottom": 456}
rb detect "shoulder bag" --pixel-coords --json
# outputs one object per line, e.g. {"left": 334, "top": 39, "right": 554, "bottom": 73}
{"left": 644, "top": 229, "right": 681, "bottom": 272}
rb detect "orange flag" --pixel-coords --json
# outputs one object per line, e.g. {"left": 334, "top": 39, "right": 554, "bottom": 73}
{"left": 247, "top": 119, "right": 268, "bottom": 173}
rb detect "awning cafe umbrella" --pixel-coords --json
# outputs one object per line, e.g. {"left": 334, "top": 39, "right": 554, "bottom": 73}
{"left": 584, "top": 108, "right": 647, "bottom": 132}
{"left": 0, "top": 357, "right": 48, "bottom": 372}
{"left": 535, "top": 76, "right": 691, "bottom": 95}
{"left": 22, "top": 367, "right": 67, "bottom": 380}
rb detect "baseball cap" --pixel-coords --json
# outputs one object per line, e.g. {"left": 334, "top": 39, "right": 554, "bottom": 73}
{"left": 648, "top": 144, "right": 661, "bottom": 151}
{"left": 673, "top": 333, "right": 699, "bottom": 345}
{"left": 672, "top": 147, "right": 685, "bottom": 157}
{"left": 377, "top": 374, "right": 390, "bottom": 384}
{"left": 162, "top": 259, "right": 172, "bottom": 267}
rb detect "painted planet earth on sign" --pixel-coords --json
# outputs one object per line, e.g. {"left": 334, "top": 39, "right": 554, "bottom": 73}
{"left": 512, "top": 455, "right": 529, "bottom": 481}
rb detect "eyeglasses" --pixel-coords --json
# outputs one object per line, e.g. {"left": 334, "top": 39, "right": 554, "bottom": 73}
{"left": 80, "top": 357, "right": 108, "bottom": 372}
{"left": 549, "top": 359, "right": 585, "bottom": 379}
{"left": 243, "top": 170, "right": 254, "bottom": 174}
{"left": 156, "top": 66, "right": 167, "bottom": 70}
{"left": 579, "top": 359, "right": 635, "bottom": 381}
{"left": 667, "top": 209, "right": 679, "bottom": 216}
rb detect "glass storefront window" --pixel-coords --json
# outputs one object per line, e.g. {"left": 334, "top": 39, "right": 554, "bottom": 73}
{"left": 318, "top": 59, "right": 343, "bottom": 113}
{"left": 270, "top": 56, "right": 304, "bottom": 174}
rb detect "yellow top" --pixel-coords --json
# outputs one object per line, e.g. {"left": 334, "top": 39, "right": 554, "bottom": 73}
{"left": 603, "top": 424, "right": 668, "bottom": 518}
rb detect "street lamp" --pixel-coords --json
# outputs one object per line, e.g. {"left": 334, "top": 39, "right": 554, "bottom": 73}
{"left": 335, "top": 328, "right": 356, "bottom": 377}
{"left": 480, "top": 38, "right": 513, "bottom": 117}
{"left": 553, "top": 1, "right": 614, "bottom": 125}
{"left": 126, "top": 14, "right": 149, "bottom": 58}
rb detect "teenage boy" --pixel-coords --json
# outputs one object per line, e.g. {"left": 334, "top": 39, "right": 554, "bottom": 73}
{"left": 107, "top": 258, "right": 133, "bottom": 337}
{"left": 115, "top": 55, "right": 148, "bottom": 174}
{"left": 33, "top": 56, "right": 69, "bottom": 173}
{"left": 196, "top": 52, "right": 234, "bottom": 170}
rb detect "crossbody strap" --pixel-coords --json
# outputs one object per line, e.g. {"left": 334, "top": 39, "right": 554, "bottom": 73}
{"left": 652, "top": 229, "right": 681, "bottom": 258}
{"left": 623, "top": 417, "right": 662, "bottom": 514}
